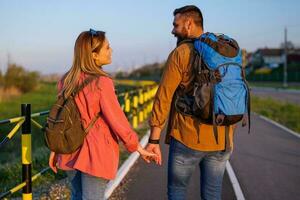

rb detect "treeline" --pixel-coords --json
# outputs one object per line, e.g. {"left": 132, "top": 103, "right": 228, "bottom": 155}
{"left": 116, "top": 62, "right": 165, "bottom": 82}
{"left": 0, "top": 63, "right": 40, "bottom": 93}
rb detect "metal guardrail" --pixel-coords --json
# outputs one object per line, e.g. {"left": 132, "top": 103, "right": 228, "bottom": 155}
{"left": 0, "top": 80, "right": 158, "bottom": 200}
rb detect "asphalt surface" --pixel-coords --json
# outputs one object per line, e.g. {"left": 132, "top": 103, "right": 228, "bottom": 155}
{"left": 251, "top": 87, "right": 300, "bottom": 105}
{"left": 230, "top": 114, "right": 300, "bottom": 200}
{"left": 111, "top": 113, "right": 300, "bottom": 200}
{"left": 110, "top": 131, "right": 235, "bottom": 200}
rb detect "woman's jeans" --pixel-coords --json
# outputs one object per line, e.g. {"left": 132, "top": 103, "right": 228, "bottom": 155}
{"left": 66, "top": 170, "right": 108, "bottom": 200}
{"left": 168, "top": 137, "right": 232, "bottom": 200}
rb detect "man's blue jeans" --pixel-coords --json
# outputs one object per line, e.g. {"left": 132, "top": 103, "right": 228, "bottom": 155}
{"left": 66, "top": 170, "right": 108, "bottom": 200}
{"left": 168, "top": 137, "right": 232, "bottom": 200}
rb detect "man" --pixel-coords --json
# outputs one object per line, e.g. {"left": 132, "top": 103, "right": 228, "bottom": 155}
{"left": 142, "top": 5, "right": 235, "bottom": 200}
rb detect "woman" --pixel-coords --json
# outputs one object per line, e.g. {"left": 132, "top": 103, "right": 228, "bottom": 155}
{"left": 48, "top": 29, "right": 156, "bottom": 200}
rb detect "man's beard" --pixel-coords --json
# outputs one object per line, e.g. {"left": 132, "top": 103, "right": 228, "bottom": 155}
{"left": 175, "top": 27, "right": 189, "bottom": 46}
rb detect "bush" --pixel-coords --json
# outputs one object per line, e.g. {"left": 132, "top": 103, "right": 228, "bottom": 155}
{"left": 4, "top": 63, "right": 40, "bottom": 93}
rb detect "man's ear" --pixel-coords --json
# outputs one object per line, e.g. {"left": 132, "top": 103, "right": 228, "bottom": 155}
{"left": 187, "top": 19, "right": 193, "bottom": 30}
{"left": 185, "top": 19, "right": 192, "bottom": 31}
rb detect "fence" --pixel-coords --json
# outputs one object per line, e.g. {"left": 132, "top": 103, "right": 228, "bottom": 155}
{"left": 0, "top": 80, "right": 158, "bottom": 200}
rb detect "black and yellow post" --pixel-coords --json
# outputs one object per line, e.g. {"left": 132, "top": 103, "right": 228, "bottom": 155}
{"left": 21, "top": 104, "right": 32, "bottom": 200}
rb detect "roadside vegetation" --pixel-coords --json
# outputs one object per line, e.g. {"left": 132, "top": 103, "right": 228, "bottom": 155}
{"left": 0, "top": 64, "right": 40, "bottom": 102}
{"left": 251, "top": 96, "right": 300, "bottom": 133}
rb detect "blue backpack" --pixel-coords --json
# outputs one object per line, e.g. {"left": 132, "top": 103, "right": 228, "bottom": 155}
{"left": 175, "top": 32, "right": 250, "bottom": 146}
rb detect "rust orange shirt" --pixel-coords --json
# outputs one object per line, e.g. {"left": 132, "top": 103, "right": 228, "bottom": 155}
{"left": 57, "top": 73, "right": 139, "bottom": 180}
{"left": 149, "top": 43, "right": 235, "bottom": 151}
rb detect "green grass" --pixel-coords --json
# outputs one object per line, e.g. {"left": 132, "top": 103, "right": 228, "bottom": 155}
{"left": 251, "top": 96, "right": 300, "bottom": 133}
{"left": 0, "top": 82, "right": 57, "bottom": 119}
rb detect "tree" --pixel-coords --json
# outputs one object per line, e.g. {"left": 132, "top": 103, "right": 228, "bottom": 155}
{"left": 4, "top": 63, "right": 26, "bottom": 89}
{"left": 4, "top": 63, "right": 40, "bottom": 93}
{"left": 21, "top": 71, "right": 39, "bottom": 93}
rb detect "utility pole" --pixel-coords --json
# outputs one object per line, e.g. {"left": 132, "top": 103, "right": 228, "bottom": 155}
{"left": 7, "top": 53, "right": 9, "bottom": 71}
{"left": 283, "top": 27, "right": 288, "bottom": 87}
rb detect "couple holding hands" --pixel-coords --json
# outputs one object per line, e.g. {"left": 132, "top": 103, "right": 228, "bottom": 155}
{"left": 49, "top": 5, "right": 235, "bottom": 200}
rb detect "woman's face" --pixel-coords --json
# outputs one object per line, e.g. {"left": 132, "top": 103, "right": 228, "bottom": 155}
{"left": 92, "top": 38, "right": 112, "bottom": 66}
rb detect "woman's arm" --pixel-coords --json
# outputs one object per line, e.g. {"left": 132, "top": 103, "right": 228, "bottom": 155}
{"left": 99, "top": 77, "right": 139, "bottom": 152}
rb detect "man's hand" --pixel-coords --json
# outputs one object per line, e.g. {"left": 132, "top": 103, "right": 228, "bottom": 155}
{"left": 142, "top": 143, "right": 162, "bottom": 165}
{"left": 137, "top": 144, "right": 158, "bottom": 161}
{"left": 49, "top": 151, "right": 58, "bottom": 173}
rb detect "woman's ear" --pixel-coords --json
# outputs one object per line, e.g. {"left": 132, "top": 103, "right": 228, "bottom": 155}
{"left": 92, "top": 52, "right": 98, "bottom": 60}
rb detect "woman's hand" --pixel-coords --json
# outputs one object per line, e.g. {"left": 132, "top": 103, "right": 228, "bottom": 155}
{"left": 137, "top": 144, "right": 158, "bottom": 163}
{"left": 143, "top": 143, "right": 162, "bottom": 165}
{"left": 49, "top": 151, "right": 58, "bottom": 173}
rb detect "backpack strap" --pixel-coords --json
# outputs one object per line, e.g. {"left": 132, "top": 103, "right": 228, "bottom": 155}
{"left": 73, "top": 74, "right": 101, "bottom": 133}
{"left": 240, "top": 68, "right": 251, "bottom": 134}
{"left": 72, "top": 75, "right": 99, "bottom": 97}
{"left": 244, "top": 80, "right": 251, "bottom": 134}
{"left": 211, "top": 83, "right": 219, "bottom": 144}
{"left": 176, "top": 38, "right": 194, "bottom": 47}
{"left": 224, "top": 125, "right": 231, "bottom": 152}
{"left": 85, "top": 112, "right": 101, "bottom": 133}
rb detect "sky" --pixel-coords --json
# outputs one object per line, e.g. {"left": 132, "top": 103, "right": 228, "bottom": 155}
{"left": 0, "top": 0, "right": 300, "bottom": 75}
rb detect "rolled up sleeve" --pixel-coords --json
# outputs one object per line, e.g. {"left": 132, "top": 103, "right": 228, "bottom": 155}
{"left": 99, "top": 77, "right": 139, "bottom": 152}
{"left": 149, "top": 49, "right": 183, "bottom": 129}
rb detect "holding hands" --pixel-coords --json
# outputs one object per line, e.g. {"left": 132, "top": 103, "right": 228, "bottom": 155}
{"left": 137, "top": 144, "right": 158, "bottom": 161}
{"left": 142, "top": 143, "right": 162, "bottom": 165}
{"left": 141, "top": 126, "right": 163, "bottom": 165}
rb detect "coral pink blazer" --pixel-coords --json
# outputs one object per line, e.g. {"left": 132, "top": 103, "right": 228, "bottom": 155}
{"left": 57, "top": 73, "right": 139, "bottom": 180}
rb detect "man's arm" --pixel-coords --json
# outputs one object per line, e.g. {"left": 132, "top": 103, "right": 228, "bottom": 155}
{"left": 144, "top": 126, "right": 163, "bottom": 165}
{"left": 143, "top": 45, "right": 189, "bottom": 165}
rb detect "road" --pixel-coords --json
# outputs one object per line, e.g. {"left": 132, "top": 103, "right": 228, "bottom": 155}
{"left": 230, "top": 113, "right": 300, "bottom": 200}
{"left": 109, "top": 129, "right": 235, "bottom": 200}
{"left": 110, "top": 113, "right": 300, "bottom": 200}
{"left": 251, "top": 87, "right": 300, "bottom": 105}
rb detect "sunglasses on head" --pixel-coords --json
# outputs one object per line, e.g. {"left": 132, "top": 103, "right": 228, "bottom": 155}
{"left": 89, "top": 28, "right": 105, "bottom": 50}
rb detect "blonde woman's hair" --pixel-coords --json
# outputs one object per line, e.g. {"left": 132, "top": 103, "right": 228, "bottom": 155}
{"left": 61, "top": 30, "right": 110, "bottom": 98}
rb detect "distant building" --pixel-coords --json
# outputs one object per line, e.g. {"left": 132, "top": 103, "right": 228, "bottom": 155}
{"left": 249, "top": 48, "right": 300, "bottom": 69}
{"left": 252, "top": 48, "right": 285, "bottom": 68}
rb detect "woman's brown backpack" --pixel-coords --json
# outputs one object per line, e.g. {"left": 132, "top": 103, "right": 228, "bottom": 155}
{"left": 44, "top": 75, "right": 100, "bottom": 154}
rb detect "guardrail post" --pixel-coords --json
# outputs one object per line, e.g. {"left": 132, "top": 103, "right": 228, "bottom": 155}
{"left": 21, "top": 104, "right": 32, "bottom": 200}
{"left": 132, "top": 95, "right": 139, "bottom": 128}
{"left": 124, "top": 92, "right": 131, "bottom": 117}
{"left": 143, "top": 89, "right": 148, "bottom": 119}
{"left": 139, "top": 89, "right": 144, "bottom": 123}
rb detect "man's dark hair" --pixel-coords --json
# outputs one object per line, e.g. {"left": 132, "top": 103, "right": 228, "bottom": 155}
{"left": 173, "top": 5, "right": 203, "bottom": 29}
